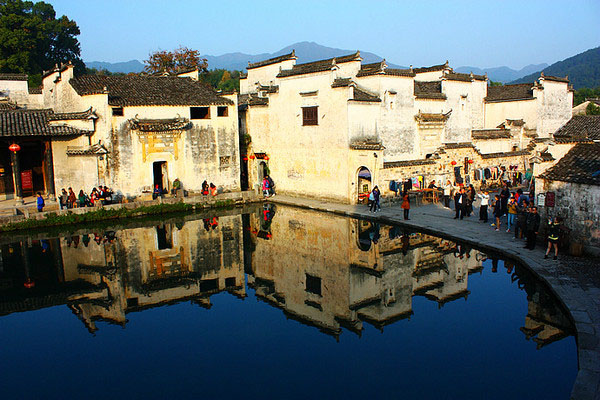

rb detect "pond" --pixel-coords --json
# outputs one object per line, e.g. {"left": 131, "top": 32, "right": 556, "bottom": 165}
{"left": 0, "top": 204, "right": 577, "bottom": 399}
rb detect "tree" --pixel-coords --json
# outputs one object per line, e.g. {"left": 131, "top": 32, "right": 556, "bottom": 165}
{"left": 489, "top": 81, "right": 503, "bottom": 87}
{"left": 144, "top": 46, "right": 208, "bottom": 75}
{"left": 586, "top": 102, "right": 600, "bottom": 115}
{"left": 0, "top": 0, "right": 84, "bottom": 86}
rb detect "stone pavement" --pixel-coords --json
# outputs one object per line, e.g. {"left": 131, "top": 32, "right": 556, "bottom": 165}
{"left": 269, "top": 194, "right": 600, "bottom": 400}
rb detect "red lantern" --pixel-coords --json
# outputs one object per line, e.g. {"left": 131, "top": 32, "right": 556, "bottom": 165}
{"left": 468, "top": 159, "right": 474, "bottom": 164}
{"left": 242, "top": 156, "right": 248, "bottom": 161}
{"left": 249, "top": 155, "right": 255, "bottom": 160}
{"left": 9, "top": 143, "right": 21, "bottom": 153}
{"left": 24, "top": 278, "right": 35, "bottom": 289}
{"left": 264, "top": 156, "right": 269, "bottom": 161}
{"left": 451, "top": 160, "right": 457, "bottom": 166}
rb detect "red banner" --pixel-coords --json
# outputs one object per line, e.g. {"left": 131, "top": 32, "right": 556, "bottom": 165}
{"left": 21, "top": 170, "right": 33, "bottom": 190}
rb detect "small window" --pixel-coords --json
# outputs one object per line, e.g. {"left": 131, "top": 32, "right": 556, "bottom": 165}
{"left": 225, "top": 277, "right": 236, "bottom": 287}
{"left": 200, "top": 279, "right": 218, "bottom": 292}
{"left": 302, "top": 106, "right": 318, "bottom": 126}
{"left": 220, "top": 156, "right": 231, "bottom": 166}
{"left": 217, "top": 106, "right": 228, "bottom": 117}
{"left": 127, "top": 298, "right": 139, "bottom": 307}
{"left": 191, "top": 107, "right": 210, "bottom": 119}
{"left": 305, "top": 274, "right": 322, "bottom": 296}
{"left": 112, "top": 107, "right": 123, "bottom": 116}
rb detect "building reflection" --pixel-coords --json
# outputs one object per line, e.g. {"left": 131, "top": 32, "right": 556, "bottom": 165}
{"left": 0, "top": 206, "right": 574, "bottom": 347}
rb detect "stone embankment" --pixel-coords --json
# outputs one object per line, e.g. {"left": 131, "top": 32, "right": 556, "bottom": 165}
{"left": 268, "top": 194, "right": 600, "bottom": 400}
{"left": 0, "top": 191, "right": 261, "bottom": 232}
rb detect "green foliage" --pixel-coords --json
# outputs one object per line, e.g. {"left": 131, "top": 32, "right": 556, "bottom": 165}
{"left": 84, "top": 67, "right": 126, "bottom": 76}
{"left": 573, "top": 87, "right": 600, "bottom": 106}
{"left": 586, "top": 102, "right": 600, "bottom": 115}
{"left": 0, "top": 199, "right": 236, "bottom": 232}
{"left": 489, "top": 81, "right": 503, "bottom": 87}
{"left": 0, "top": 0, "right": 84, "bottom": 76}
{"left": 201, "top": 69, "right": 241, "bottom": 92}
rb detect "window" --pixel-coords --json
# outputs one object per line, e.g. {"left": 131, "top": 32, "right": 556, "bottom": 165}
{"left": 191, "top": 106, "right": 210, "bottom": 119}
{"left": 302, "top": 106, "right": 318, "bottom": 126}
{"left": 220, "top": 156, "right": 231, "bottom": 166}
{"left": 217, "top": 106, "right": 228, "bottom": 117}
{"left": 200, "top": 279, "right": 218, "bottom": 292}
{"left": 112, "top": 107, "right": 123, "bottom": 116}
{"left": 225, "top": 277, "right": 236, "bottom": 287}
{"left": 305, "top": 274, "right": 322, "bottom": 296}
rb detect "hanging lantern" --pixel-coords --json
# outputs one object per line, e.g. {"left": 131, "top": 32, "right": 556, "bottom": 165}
{"left": 264, "top": 156, "right": 270, "bottom": 161}
{"left": 468, "top": 159, "right": 474, "bottom": 164}
{"left": 9, "top": 143, "right": 21, "bottom": 153}
{"left": 451, "top": 160, "right": 457, "bottom": 166}
{"left": 24, "top": 278, "right": 35, "bottom": 289}
{"left": 242, "top": 156, "right": 248, "bottom": 161}
{"left": 249, "top": 155, "right": 255, "bottom": 160}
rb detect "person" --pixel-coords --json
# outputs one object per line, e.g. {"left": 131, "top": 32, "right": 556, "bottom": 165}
{"left": 59, "top": 188, "right": 68, "bottom": 210}
{"left": 515, "top": 200, "right": 529, "bottom": 239}
{"left": 374, "top": 186, "right": 381, "bottom": 211}
{"left": 506, "top": 195, "right": 517, "bottom": 233}
{"left": 427, "top": 180, "right": 437, "bottom": 189}
{"left": 261, "top": 177, "right": 270, "bottom": 197}
{"left": 443, "top": 180, "right": 452, "bottom": 208}
{"left": 454, "top": 187, "right": 465, "bottom": 219}
{"left": 152, "top": 184, "right": 161, "bottom": 200}
{"left": 266, "top": 175, "right": 276, "bottom": 196}
{"left": 77, "top": 190, "right": 87, "bottom": 207}
{"left": 466, "top": 184, "right": 476, "bottom": 217}
{"left": 209, "top": 183, "right": 217, "bottom": 196}
{"left": 90, "top": 188, "right": 99, "bottom": 205}
{"left": 103, "top": 186, "right": 113, "bottom": 204}
{"left": 545, "top": 216, "right": 562, "bottom": 260}
{"left": 401, "top": 191, "right": 410, "bottom": 220}
{"left": 367, "top": 188, "right": 375, "bottom": 211}
{"left": 36, "top": 192, "right": 45, "bottom": 212}
{"left": 524, "top": 206, "right": 541, "bottom": 250}
{"left": 171, "top": 178, "right": 181, "bottom": 196}
{"left": 67, "top": 187, "right": 77, "bottom": 208}
{"left": 492, "top": 194, "right": 502, "bottom": 231}
{"left": 500, "top": 183, "right": 510, "bottom": 216}
{"left": 202, "top": 180, "right": 209, "bottom": 195}
{"left": 477, "top": 191, "right": 489, "bottom": 223}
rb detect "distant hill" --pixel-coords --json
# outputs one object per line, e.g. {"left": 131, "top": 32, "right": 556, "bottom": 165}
{"left": 454, "top": 64, "right": 548, "bottom": 83}
{"left": 203, "top": 41, "right": 405, "bottom": 70}
{"left": 510, "top": 47, "right": 600, "bottom": 89}
{"left": 86, "top": 60, "right": 144, "bottom": 73}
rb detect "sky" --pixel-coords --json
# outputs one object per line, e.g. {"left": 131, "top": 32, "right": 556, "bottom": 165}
{"left": 48, "top": 0, "right": 600, "bottom": 69}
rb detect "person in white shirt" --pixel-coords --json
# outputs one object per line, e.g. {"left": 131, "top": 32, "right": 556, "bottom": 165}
{"left": 477, "top": 191, "right": 489, "bottom": 223}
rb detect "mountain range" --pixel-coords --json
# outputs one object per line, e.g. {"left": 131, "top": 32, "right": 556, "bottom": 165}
{"left": 509, "top": 46, "right": 599, "bottom": 89}
{"left": 86, "top": 41, "right": 598, "bottom": 86}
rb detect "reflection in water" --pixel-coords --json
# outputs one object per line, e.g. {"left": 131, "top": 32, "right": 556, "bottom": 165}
{"left": 0, "top": 205, "right": 573, "bottom": 348}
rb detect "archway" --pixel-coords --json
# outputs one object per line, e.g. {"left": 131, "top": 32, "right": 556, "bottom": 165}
{"left": 357, "top": 166, "right": 371, "bottom": 204}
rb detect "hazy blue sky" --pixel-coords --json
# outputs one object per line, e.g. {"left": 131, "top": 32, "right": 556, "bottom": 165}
{"left": 48, "top": 0, "right": 600, "bottom": 69}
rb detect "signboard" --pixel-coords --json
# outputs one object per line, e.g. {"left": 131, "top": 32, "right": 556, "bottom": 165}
{"left": 21, "top": 170, "right": 33, "bottom": 190}
{"left": 545, "top": 191, "right": 555, "bottom": 207}
{"left": 537, "top": 193, "right": 546, "bottom": 207}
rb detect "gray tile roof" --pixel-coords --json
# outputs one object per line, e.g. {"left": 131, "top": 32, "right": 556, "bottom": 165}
{"left": 247, "top": 50, "right": 296, "bottom": 70}
{"left": 553, "top": 115, "right": 600, "bottom": 143}
{"left": 0, "top": 109, "right": 93, "bottom": 137}
{"left": 238, "top": 93, "right": 269, "bottom": 108}
{"left": 352, "top": 87, "right": 381, "bottom": 102}
{"left": 485, "top": 83, "right": 535, "bottom": 102}
{"left": 383, "top": 159, "right": 436, "bottom": 168}
{"left": 69, "top": 75, "right": 233, "bottom": 107}
{"left": 331, "top": 77, "right": 353, "bottom": 88}
{"left": 444, "top": 72, "right": 487, "bottom": 82}
{"left": 471, "top": 129, "right": 512, "bottom": 140}
{"left": 0, "top": 73, "right": 27, "bottom": 81}
{"left": 129, "top": 117, "right": 191, "bottom": 132}
{"left": 413, "top": 62, "right": 449, "bottom": 74}
{"left": 0, "top": 100, "right": 18, "bottom": 111}
{"left": 350, "top": 141, "right": 384, "bottom": 150}
{"left": 540, "top": 143, "right": 600, "bottom": 185}
{"left": 277, "top": 52, "right": 361, "bottom": 78}
{"left": 48, "top": 107, "right": 97, "bottom": 121}
{"left": 479, "top": 150, "right": 529, "bottom": 159}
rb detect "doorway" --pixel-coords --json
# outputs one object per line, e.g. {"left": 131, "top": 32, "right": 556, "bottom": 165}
{"left": 258, "top": 161, "right": 268, "bottom": 187}
{"left": 357, "top": 166, "right": 371, "bottom": 204}
{"left": 153, "top": 161, "right": 168, "bottom": 192}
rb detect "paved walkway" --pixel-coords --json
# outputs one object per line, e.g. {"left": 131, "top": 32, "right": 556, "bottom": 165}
{"left": 269, "top": 194, "right": 600, "bottom": 400}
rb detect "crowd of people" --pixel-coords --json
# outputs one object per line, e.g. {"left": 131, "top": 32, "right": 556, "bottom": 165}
{"left": 58, "top": 186, "right": 114, "bottom": 209}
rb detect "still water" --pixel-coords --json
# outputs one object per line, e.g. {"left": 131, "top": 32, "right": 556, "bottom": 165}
{"left": 0, "top": 204, "right": 576, "bottom": 399}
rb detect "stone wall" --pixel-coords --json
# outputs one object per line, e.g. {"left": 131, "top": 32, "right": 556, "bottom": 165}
{"left": 538, "top": 179, "right": 600, "bottom": 254}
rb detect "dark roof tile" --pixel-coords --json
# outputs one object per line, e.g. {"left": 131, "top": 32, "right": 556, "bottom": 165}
{"left": 69, "top": 75, "right": 232, "bottom": 107}
{"left": 48, "top": 107, "right": 97, "bottom": 121}
{"left": 129, "top": 117, "right": 191, "bottom": 132}
{"left": 540, "top": 143, "right": 600, "bottom": 185}
{"left": 553, "top": 115, "right": 600, "bottom": 143}
{"left": 413, "top": 62, "right": 448, "bottom": 74}
{"left": 277, "top": 52, "right": 361, "bottom": 78}
{"left": 444, "top": 72, "right": 486, "bottom": 82}
{"left": 383, "top": 159, "right": 436, "bottom": 168}
{"left": 471, "top": 129, "right": 512, "bottom": 140}
{"left": 414, "top": 81, "right": 446, "bottom": 100}
{"left": 0, "top": 73, "right": 27, "bottom": 81}
{"left": 247, "top": 50, "right": 296, "bottom": 70}
{"left": 0, "top": 109, "right": 93, "bottom": 137}
{"left": 480, "top": 150, "right": 529, "bottom": 159}
{"left": 485, "top": 83, "right": 535, "bottom": 102}
{"left": 351, "top": 87, "right": 381, "bottom": 102}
